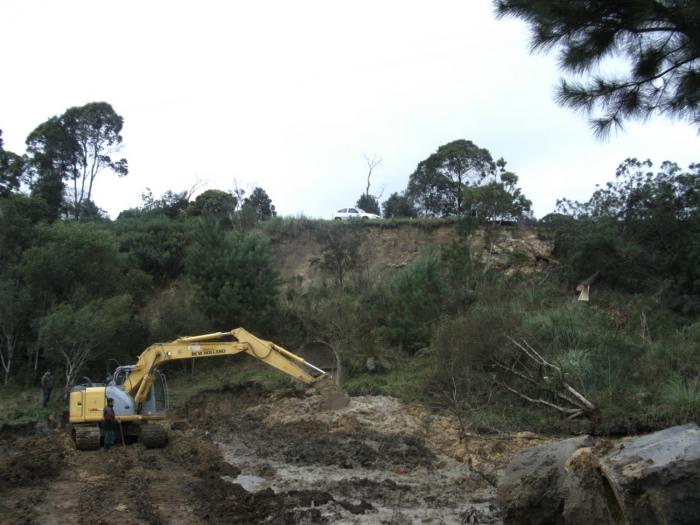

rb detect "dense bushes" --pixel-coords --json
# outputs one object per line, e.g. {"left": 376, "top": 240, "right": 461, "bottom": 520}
{"left": 553, "top": 159, "right": 700, "bottom": 314}
{"left": 0, "top": 191, "right": 283, "bottom": 393}
{"left": 185, "top": 220, "right": 280, "bottom": 332}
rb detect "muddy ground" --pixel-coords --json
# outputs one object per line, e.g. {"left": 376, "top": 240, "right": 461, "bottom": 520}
{"left": 1, "top": 385, "right": 547, "bottom": 524}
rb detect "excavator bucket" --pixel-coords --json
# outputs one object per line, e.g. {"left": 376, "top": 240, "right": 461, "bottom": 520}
{"left": 298, "top": 341, "right": 350, "bottom": 410}
{"left": 314, "top": 375, "right": 350, "bottom": 410}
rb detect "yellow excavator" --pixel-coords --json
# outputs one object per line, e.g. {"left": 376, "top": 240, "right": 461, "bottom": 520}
{"left": 69, "top": 328, "right": 345, "bottom": 450}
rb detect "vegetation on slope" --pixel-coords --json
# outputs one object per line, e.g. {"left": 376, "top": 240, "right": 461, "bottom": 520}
{"left": 1, "top": 105, "right": 698, "bottom": 434}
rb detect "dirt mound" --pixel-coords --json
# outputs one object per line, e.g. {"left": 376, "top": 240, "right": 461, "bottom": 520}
{"left": 281, "top": 430, "right": 434, "bottom": 470}
{"left": 163, "top": 428, "right": 240, "bottom": 477}
{"left": 331, "top": 477, "right": 412, "bottom": 498}
{"left": 204, "top": 389, "right": 507, "bottom": 523}
{"left": 1, "top": 428, "right": 249, "bottom": 525}
{"left": 0, "top": 422, "right": 384, "bottom": 525}
{"left": 225, "top": 417, "right": 435, "bottom": 470}
{"left": 0, "top": 432, "right": 66, "bottom": 490}
{"left": 189, "top": 475, "right": 331, "bottom": 525}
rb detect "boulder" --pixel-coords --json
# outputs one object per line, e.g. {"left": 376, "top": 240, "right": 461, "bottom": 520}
{"left": 498, "top": 435, "right": 596, "bottom": 525}
{"left": 498, "top": 423, "right": 700, "bottom": 525}
{"left": 600, "top": 423, "right": 700, "bottom": 525}
{"left": 560, "top": 446, "right": 618, "bottom": 525}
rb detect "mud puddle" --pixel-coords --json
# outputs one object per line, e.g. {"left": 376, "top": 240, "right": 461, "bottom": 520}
{"left": 203, "top": 392, "right": 504, "bottom": 524}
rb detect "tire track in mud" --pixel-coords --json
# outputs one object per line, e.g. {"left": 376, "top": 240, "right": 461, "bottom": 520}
{"left": 76, "top": 466, "right": 166, "bottom": 525}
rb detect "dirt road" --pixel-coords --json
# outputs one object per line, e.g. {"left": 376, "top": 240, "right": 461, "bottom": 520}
{"left": 1, "top": 385, "right": 540, "bottom": 524}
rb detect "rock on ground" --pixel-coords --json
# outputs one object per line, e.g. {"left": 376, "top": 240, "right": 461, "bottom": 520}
{"left": 600, "top": 423, "right": 700, "bottom": 525}
{"left": 498, "top": 423, "right": 700, "bottom": 525}
{"left": 498, "top": 435, "right": 598, "bottom": 525}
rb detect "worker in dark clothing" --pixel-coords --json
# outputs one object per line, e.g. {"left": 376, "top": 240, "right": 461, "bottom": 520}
{"left": 40, "top": 370, "right": 54, "bottom": 408}
{"left": 103, "top": 398, "right": 117, "bottom": 449}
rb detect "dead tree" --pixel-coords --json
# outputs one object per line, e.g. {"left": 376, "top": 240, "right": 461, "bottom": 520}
{"left": 363, "top": 154, "right": 382, "bottom": 197}
{"left": 495, "top": 337, "right": 596, "bottom": 420}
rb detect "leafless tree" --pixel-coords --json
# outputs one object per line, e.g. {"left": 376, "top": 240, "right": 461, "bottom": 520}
{"left": 363, "top": 154, "right": 382, "bottom": 196}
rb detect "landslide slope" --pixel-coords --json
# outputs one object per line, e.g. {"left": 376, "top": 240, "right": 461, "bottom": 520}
{"left": 267, "top": 221, "right": 553, "bottom": 289}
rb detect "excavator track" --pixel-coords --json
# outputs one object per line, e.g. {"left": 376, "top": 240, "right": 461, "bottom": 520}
{"left": 140, "top": 423, "right": 168, "bottom": 448}
{"left": 74, "top": 425, "right": 101, "bottom": 451}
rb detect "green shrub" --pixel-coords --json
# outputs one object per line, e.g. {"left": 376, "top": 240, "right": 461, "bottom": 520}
{"left": 185, "top": 221, "right": 280, "bottom": 331}
{"left": 522, "top": 302, "right": 594, "bottom": 349}
{"left": 556, "top": 349, "right": 593, "bottom": 390}
{"left": 659, "top": 375, "right": 700, "bottom": 421}
{"left": 384, "top": 251, "right": 446, "bottom": 353}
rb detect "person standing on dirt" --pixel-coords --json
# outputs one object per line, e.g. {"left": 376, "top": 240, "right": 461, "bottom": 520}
{"left": 40, "top": 370, "right": 53, "bottom": 408}
{"left": 103, "top": 398, "right": 117, "bottom": 450}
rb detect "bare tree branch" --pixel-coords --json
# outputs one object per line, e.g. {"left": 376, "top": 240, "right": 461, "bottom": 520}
{"left": 497, "top": 381, "right": 582, "bottom": 415}
{"left": 499, "top": 337, "right": 596, "bottom": 418}
{"left": 363, "top": 154, "right": 382, "bottom": 196}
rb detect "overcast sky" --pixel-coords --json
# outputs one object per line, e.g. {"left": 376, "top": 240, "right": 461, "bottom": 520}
{"left": 1, "top": 0, "right": 697, "bottom": 219}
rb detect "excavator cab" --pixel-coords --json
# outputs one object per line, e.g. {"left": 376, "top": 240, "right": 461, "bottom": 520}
{"left": 109, "top": 365, "right": 169, "bottom": 416}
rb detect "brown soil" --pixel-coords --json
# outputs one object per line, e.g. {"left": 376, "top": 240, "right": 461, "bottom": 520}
{"left": 0, "top": 386, "right": 541, "bottom": 524}
{"left": 271, "top": 222, "right": 554, "bottom": 289}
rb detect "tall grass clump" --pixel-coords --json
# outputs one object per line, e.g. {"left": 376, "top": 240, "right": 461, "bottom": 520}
{"left": 659, "top": 375, "right": 700, "bottom": 422}
{"left": 256, "top": 215, "right": 322, "bottom": 241}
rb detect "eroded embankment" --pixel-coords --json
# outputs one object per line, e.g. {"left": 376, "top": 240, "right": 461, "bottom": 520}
{"left": 270, "top": 222, "right": 554, "bottom": 289}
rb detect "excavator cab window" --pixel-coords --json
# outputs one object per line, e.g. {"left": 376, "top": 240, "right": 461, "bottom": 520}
{"left": 139, "top": 371, "right": 169, "bottom": 416}
{"left": 111, "top": 366, "right": 132, "bottom": 388}
{"left": 153, "top": 371, "right": 169, "bottom": 414}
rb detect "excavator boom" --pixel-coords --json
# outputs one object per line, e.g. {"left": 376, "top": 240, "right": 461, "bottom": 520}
{"left": 123, "top": 328, "right": 328, "bottom": 403}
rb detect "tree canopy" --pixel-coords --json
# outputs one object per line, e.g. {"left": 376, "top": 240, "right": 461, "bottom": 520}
{"left": 407, "top": 140, "right": 496, "bottom": 216}
{"left": 243, "top": 187, "right": 277, "bottom": 220}
{"left": 189, "top": 189, "right": 237, "bottom": 221}
{"left": 554, "top": 158, "right": 700, "bottom": 312}
{"left": 356, "top": 193, "right": 380, "bottom": 215}
{"left": 0, "top": 130, "right": 24, "bottom": 197}
{"left": 37, "top": 295, "right": 137, "bottom": 393}
{"left": 185, "top": 220, "right": 279, "bottom": 329}
{"left": 20, "top": 221, "right": 125, "bottom": 306}
{"left": 462, "top": 164, "right": 532, "bottom": 222}
{"left": 382, "top": 192, "right": 417, "bottom": 218}
{"left": 26, "top": 102, "right": 128, "bottom": 219}
{"left": 406, "top": 139, "right": 531, "bottom": 221}
{"left": 495, "top": 0, "right": 700, "bottom": 136}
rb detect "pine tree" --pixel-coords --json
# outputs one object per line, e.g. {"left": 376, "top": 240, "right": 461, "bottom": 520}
{"left": 495, "top": 0, "right": 700, "bottom": 135}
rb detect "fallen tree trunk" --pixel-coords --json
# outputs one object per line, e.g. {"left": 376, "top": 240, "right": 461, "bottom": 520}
{"left": 495, "top": 337, "right": 596, "bottom": 419}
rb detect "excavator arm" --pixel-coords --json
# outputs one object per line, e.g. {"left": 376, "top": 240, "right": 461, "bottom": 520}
{"left": 122, "top": 328, "right": 328, "bottom": 405}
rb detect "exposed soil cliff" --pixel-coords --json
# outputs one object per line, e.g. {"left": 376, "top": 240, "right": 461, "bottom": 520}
{"left": 269, "top": 221, "right": 554, "bottom": 289}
